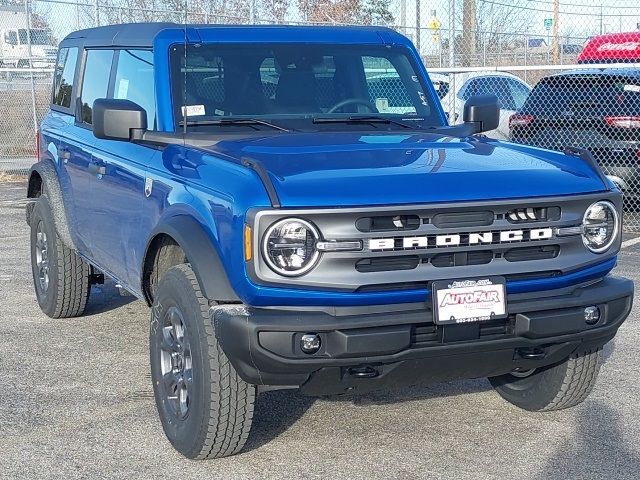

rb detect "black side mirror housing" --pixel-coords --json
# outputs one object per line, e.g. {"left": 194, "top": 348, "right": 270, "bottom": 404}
{"left": 92, "top": 98, "right": 147, "bottom": 141}
{"left": 463, "top": 95, "right": 500, "bottom": 134}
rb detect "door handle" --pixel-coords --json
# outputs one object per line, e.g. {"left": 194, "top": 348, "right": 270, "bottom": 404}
{"left": 57, "top": 147, "right": 71, "bottom": 160}
{"left": 88, "top": 161, "right": 107, "bottom": 176}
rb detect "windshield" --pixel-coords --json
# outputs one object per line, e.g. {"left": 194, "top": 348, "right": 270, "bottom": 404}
{"left": 18, "top": 29, "right": 51, "bottom": 45}
{"left": 170, "top": 43, "right": 442, "bottom": 130}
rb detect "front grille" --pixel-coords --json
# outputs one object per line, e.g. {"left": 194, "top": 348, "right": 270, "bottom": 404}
{"left": 251, "top": 193, "right": 616, "bottom": 292}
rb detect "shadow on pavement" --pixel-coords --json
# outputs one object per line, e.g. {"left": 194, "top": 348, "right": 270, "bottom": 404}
{"left": 535, "top": 401, "right": 640, "bottom": 479}
{"left": 84, "top": 278, "right": 137, "bottom": 315}
{"left": 243, "top": 389, "right": 316, "bottom": 453}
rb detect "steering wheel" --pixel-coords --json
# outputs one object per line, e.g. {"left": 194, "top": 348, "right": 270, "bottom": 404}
{"left": 327, "top": 98, "right": 379, "bottom": 114}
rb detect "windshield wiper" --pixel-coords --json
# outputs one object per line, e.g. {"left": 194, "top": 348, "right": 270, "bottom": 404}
{"left": 178, "top": 117, "right": 290, "bottom": 132}
{"left": 312, "top": 115, "right": 414, "bottom": 129}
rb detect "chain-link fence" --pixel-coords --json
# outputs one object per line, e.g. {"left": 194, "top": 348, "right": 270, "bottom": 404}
{"left": 1, "top": 0, "right": 640, "bottom": 229}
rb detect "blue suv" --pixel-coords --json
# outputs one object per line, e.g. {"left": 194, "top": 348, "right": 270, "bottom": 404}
{"left": 27, "top": 23, "right": 634, "bottom": 459}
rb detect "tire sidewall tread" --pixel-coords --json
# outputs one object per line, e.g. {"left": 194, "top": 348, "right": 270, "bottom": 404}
{"left": 489, "top": 348, "right": 603, "bottom": 412}
{"left": 150, "top": 264, "right": 256, "bottom": 460}
{"left": 30, "top": 195, "right": 90, "bottom": 318}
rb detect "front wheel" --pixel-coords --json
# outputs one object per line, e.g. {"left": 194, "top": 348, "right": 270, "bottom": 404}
{"left": 150, "top": 264, "right": 256, "bottom": 459}
{"left": 489, "top": 348, "right": 603, "bottom": 412}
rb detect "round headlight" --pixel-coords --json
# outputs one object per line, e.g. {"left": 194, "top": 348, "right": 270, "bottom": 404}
{"left": 582, "top": 201, "right": 619, "bottom": 253}
{"left": 262, "top": 218, "right": 320, "bottom": 276}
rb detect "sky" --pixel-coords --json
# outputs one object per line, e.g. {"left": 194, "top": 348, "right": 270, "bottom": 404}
{"left": 30, "top": 0, "right": 640, "bottom": 46}
{"left": 403, "top": 0, "right": 640, "bottom": 36}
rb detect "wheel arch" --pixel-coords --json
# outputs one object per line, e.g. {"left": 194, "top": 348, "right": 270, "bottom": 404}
{"left": 141, "top": 215, "right": 240, "bottom": 306}
{"left": 27, "top": 160, "right": 75, "bottom": 249}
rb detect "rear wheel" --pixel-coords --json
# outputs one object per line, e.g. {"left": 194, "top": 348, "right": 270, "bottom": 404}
{"left": 489, "top": 348, "right": 603, "bottom": 411}
{"left": 29, "top": 195, "right": 91, "bottom": 318}
{"left": 150, "top": 264, "right": 256, "bottom": 459}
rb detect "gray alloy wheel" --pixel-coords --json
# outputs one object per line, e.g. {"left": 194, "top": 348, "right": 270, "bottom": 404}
{"left": 34, "top": 221, "right": 50, "bottom": 294}
{"left": 158, "top": 306, "right": 194, "bottom": 420}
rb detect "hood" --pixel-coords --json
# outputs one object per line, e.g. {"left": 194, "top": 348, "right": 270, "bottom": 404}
{"left": 206, "top": 132, "right": 609, "bottom": 208}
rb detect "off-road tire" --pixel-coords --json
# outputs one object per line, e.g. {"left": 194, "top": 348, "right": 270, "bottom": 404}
{"left": 489, "top": 348, "right": 603, "bottom": 411}
{"left": 29, "top": 195, "right": 91, "bottom": 318}
{"left": 150, "top": 264, "right": 256, "bottom": 459}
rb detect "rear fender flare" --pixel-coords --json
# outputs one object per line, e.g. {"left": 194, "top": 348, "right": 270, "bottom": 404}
{"left": 27, "top": 160, "right": 75, "bottom": 249}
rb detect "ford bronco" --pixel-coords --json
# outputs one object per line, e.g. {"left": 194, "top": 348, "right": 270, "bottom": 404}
{"left": 27, "top": 23, "right": 634, "bottom": 459}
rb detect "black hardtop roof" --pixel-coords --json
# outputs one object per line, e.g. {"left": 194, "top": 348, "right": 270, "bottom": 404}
{"left": 60, "top": 22, "right": 396, "bottom": 49}
{"left": 61, "top": 22, "right": 178, "bottom": 48}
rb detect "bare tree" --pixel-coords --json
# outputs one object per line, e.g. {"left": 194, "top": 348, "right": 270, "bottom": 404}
{"left": 297, "top": 0, "right": 393, "bottom": 25}
{"left": 457, "top": 0, "right": 534, "bottom": 52}
{"left": 262, "top": 0, "right": 289, "bottom": 23}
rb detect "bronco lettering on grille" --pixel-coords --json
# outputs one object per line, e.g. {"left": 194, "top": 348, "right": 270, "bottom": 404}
{"left": 368, "top": 227, "right": 553, "bottom": 251}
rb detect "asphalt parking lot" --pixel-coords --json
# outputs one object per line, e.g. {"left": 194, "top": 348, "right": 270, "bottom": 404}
{"left": 1, "top": 180, "right": 639, "bottom": 480}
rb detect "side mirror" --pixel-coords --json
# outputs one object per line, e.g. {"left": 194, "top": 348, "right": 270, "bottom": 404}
{"left": 92, "top": 98, "right": 147, "bottom": 141}
{"left": 463, "top": 95, "right": 500, "bottom": 134}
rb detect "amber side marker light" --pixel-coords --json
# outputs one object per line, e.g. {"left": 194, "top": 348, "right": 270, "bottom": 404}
{"left": 244, "top": 224, "right": 252, "bottom": 261}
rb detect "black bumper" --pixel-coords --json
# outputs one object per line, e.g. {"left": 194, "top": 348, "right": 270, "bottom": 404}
{"left": 213, "top": 276, "right": 634, "bottom": 396}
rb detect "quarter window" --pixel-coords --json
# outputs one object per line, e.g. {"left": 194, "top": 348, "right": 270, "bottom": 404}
{"left": 113, "top": 50, "right": 156, "bottom": 129}
{"left": 52, "top": 47, "right": 78, "bottom": 109}
{"left": 79, "top": 49, "right": 114, "bottom": 124}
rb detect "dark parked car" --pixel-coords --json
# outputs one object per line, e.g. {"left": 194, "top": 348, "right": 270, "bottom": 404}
{"left": 510, "top": 69, "right": 640, "bottom": 208}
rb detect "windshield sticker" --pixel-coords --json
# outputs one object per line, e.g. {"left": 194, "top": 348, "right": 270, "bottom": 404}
{"left": 417, "top": 91, "right": 428, "bottom": 106}
{"left": 375, "top": 98, "right": 390, "bottom": 112}
{"left": 182, "top": 104, "right": 206, "bottom": 117}
{"left": 116, "top": 79, "right": 129, "bottom": 99}
{"left": 412, "top": 75, "right": 419, "bottom": 82}
{"left": 624, "top": 84, "right": 640, "bottom": 93}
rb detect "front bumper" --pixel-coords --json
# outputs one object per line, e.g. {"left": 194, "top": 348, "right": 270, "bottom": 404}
{"left": 213, "top": 276, "right": 633, "bottom": 396}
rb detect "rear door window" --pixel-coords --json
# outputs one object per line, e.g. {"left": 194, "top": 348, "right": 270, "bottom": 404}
{"left": 113, "top": 50, "right": 156, "bottom": 129}
{"left": 52, "top": 47, "right": 78, "bottom": 109}
{"left": 79, "top": 49, "right": 114, "bottom": 125}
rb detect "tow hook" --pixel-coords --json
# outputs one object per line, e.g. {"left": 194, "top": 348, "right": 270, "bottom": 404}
{"left": 347, "top": 365, "right": 379, "bottom": 378}
{"left": 516, "top": 347, "right": 546, "bottom": 360}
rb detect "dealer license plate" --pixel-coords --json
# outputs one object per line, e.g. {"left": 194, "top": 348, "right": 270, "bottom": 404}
{"left": 432, "top": 277, "right": 507, "bottom": 325}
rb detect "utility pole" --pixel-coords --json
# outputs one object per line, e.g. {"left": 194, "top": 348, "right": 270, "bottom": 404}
{"left": 551, "top": 0, "right": 559, "bottom": 64}
{"left": 416, "top": 0, "right": 421, "bottom": 54}
{"left": 599, "top": 5, "right": 603, "bottom": 35}
{"left": 462, "top": 0, "right": 476, "bottom": 66}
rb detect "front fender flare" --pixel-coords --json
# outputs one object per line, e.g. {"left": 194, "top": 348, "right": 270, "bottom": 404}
{"left": 145, "top": 215, "right": 240, "bottom": 304}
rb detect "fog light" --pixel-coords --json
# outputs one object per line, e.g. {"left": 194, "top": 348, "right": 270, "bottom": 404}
{"left": 584, "top": 306, "right": 601, "bottom": 325}
{"left": 300, "top": 333, "right": 321, "bottom": 354}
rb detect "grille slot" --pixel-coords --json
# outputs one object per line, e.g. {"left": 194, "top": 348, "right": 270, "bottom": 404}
{"left": 356, "top": 255, "right": 420, "bottom": 273}
{"left": 431, "top": 211, "right": 494, "bottom": 229}
{"left": 355, "top": 215, "right": 420, "bottom": 232}
{"left": 431, "top": 250, "right": 494, "bottom": 268}
{"left": 504, "top": 245, "right": 560, "bottom": 262}
{"left": 506, "top": 206, "right": 561, "bottom": 223}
